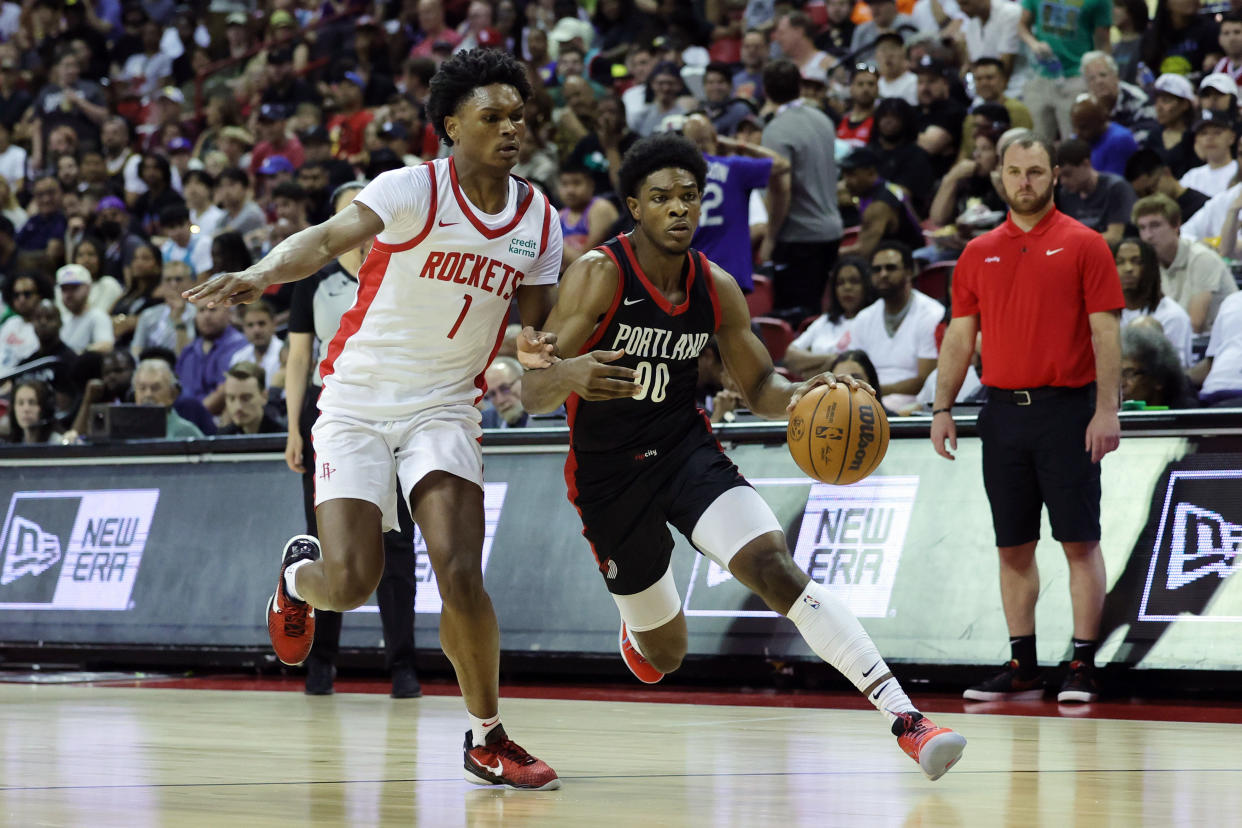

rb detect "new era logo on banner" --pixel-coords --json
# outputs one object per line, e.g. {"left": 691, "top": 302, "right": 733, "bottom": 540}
{"left": 1139, "top": 470, "right": 1242, "bottom": 623}
{"left": 0, "top": 490, "right": 160, "bottom": 611}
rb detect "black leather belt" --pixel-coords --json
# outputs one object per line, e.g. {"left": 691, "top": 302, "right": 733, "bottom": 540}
{"left": 986, "top": 385, "right": 1092, "bottom": 406}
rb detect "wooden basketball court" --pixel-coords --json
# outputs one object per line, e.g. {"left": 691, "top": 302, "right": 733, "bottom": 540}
{"left": 2, "top": 681, "right": 1239, "bottom": 827}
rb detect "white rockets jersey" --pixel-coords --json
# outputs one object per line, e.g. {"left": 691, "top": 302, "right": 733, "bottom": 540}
{"left": 318, "top": 157, "right": 561, "bottom": 420}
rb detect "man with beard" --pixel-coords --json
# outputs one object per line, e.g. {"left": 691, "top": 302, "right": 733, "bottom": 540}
{"left": 837, "top": 64, "right": 879, "bottom": 147}
{"left": 931, "top": 131, "right": 1123, "bottom": 705}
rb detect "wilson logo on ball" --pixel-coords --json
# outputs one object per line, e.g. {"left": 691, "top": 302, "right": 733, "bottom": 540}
{"left": 847, "top": 404, "right": 877, "bottom": 472}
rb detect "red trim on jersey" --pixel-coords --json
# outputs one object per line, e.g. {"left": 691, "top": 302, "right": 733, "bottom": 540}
{"left": 320, "top": 248, "right": 389, "bottom": 381}
{"left": 448, "top": 156, "right": 534, "bottom": 239}
{"left": 370, "top": 162, "right": 438, "bottom": 254}
{"left": 700, "top": 251, "right": 722, "bottom": 332}
{"left": 581, "top": 243, "right": 627, "bottom": 354}
{"left": 562, "top": 411, "right": 604, "bottom": 572}
{"left": 618, "top": 234, "right": 695, "bottom": 316}
{"left": 472, "top": 316, "right": 510, "bottom": 404}
{"left": 538, "top": 195, "right": 553, "bottom": 258}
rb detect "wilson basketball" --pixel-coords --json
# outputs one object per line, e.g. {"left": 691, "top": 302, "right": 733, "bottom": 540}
{"left": 787, "top": 384, "right": 889, "bottom": 485}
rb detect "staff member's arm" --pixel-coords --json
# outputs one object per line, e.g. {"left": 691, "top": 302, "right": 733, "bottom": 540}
{"left": 930, "top": 314, "right": 979, "bottom": 460}
{"left": 1086, "top": 310, "right": 1121, "bottom": 463}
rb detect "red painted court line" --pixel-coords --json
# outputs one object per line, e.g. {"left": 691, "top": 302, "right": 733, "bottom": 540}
{"left": 73, "top": 675, "right": 1242, "bottom": 725}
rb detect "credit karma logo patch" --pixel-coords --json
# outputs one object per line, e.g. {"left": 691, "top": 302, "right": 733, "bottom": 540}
{"left": 0, "top": 490, "right": 160, "bottom": 610}
{"left": 348, "top": 482, "right": 506, "bottom": 616}
{"left": 1139, "top": 470, "right": 1242, "bottom": 623}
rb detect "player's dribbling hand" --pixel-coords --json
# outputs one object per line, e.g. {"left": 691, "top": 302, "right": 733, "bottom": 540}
{"left": 182, "top": 271, "right": 265, "bottom": 308}
{"left": 517, "top": 325, "right": 559, "bottom": 369}
{"left": 786, "top": 372, "right": 872, "bottom": 413}
{"left": 930, "top": 412, "right": 958, "bottom": 461}
{"left": 565, "top": 349, "right": 641, "bottom": 400}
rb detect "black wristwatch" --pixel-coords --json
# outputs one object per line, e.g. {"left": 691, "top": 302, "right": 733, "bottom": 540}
{"left": 931, "top": 407, "right": 952, "bottom": 416}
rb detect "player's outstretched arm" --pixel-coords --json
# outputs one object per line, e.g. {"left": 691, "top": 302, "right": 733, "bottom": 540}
{"left": 183, "top": 202, "right": 385, "bottom": 308}
{"left": 712, "top": 265, "right": 865, "bottom": 419}
{"left": 520, "top": 251, "right": 641, "bottom": 412}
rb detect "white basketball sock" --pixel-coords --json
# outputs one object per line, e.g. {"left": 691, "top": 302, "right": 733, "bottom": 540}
{"left": 786, "top": 580, "right": 917, "bottom": 726}
{"left": 283, "top": 559, "right": 311, "bottom": 602}
{"left": 469, "top": 711, "right": 502, "bottom": 747}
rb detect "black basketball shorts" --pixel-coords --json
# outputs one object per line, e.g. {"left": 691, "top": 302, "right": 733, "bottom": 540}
{"left": 567, "top": 424, "right": 748, "bottom": 596}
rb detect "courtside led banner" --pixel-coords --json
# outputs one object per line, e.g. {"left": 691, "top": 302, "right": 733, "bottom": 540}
{"left": 0, "top": 490, "right": 160, "bottom": 610}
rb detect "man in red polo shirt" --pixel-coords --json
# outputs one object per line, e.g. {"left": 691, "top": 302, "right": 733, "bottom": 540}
{"left": 930, "top": 131, "right": 1123, "bottom": 705}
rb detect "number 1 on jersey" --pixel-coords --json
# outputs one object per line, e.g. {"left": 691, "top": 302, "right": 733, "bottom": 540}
{"left": 447, "top": 294, "right": 472, "bottom": 339}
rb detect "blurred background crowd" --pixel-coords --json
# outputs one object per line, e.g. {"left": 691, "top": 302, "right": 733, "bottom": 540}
{"left": 1, "top": 0, "right": 1240, "bottom": 447}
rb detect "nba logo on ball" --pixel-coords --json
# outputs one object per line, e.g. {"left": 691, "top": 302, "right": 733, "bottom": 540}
{"left": 787, "top": 385, "right": 890, "bottom": 485}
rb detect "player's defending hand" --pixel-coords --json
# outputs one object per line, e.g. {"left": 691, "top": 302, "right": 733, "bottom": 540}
{"left": 786, "top": 371, "right": 873, "bottom": 413}
{"left": 563, "top": 349, "right": 641, "bottom": 400}
{"left": 517, "top": 325, "right": 559, "bottom": 369}
{"left": 183, "top": 270, "right": 266, "bottom": 308}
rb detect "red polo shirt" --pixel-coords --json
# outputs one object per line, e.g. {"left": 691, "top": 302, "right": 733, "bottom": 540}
{"left": 952, "top": 208, "right": 1123, "bottom": 389}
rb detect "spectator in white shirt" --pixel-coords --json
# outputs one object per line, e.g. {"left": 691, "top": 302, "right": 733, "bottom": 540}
{"left": 229, "top": 300, "right": 283, "bottom": 382}
{"left": 121, "top": 19, "right": 175, "bottom": 99}
{"left": 131, "top": 261, "right": 196, "bottom": 358}
{"left": 1113, "top": 237, "right": 1193, "bottom": 366}
{"left": 56, "top": 264, "right": 114, "bottom": 353}
{"left": 1133, "top": 193, "right": 1238, "bottom": 332}
{"left": 158, "top": 204, "right": 213, "bottom": 277}
{"left": 785, "top": 256, "right": 877, "bottom": 378}
{"left": 957, "top": 0, "right": 1022, "bottom": 74}
{"left": 848, "top": 241, "right": 943, "bottom": 411}
{"left": 1190, "top": 291, "right": 1242, "bottom": 405}
{"left": 875, "top": 32, "right": 918, "bottom": 106}
{"left": 182, "top": 169, "right": 225, "bottom": 239}
{"left": 1179, "top": 110, "right": 1239, "bottom": 198}
{"left": 0, "top": 120, "right": 25, "bottom": 187}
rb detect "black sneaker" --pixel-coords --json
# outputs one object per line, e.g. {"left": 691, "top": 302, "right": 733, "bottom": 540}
{"left": 962, "top": 660, "right": 1044, "bottom": 701}
{"left": 1057, "top": 660, "right": 1099, "bottom": 703}
{"left": 304, "top": 656, "right": 335, "bottom": 695}
{"left": 391, "top": 663, "right": 422, "bottom": 699}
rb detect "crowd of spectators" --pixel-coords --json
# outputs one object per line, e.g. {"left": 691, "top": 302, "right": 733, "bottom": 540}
{"left": 2, "top": 0, "right": 1242, "bottom": 446}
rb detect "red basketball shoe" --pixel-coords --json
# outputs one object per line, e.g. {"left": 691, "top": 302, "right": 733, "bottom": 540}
{"left": 266, "top": 535, "right": 319, "bottom": 666}
{"left": 892, "top": 712, "right": 966, "bottom": 781}
{"left": 463, "top": 725, "right": 560, "bottom": 790}
{"left": 619, "top": 623, "right": 664, "bottom": 684}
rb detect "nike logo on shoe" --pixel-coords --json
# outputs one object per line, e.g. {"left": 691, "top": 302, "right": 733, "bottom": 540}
{"left": 472, "top": 756, "right": 504, "bottom": 775}
{"left": 862, "top": 660, "right": 881, "bottom": 677}
{"left": 1045, "top": 248, "right": 1063, "bottom": 256}
{"left": 623, "top": 298, "right": 645, "bottom": 306}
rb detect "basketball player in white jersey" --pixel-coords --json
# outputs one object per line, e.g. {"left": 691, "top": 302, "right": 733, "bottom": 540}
{"left": 185, "top": 50, "right": 562, "bottom": 790}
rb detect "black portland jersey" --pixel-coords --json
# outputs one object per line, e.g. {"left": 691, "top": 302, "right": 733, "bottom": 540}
{"left": 568, "top": 234, "right": 721, "bottom": 454}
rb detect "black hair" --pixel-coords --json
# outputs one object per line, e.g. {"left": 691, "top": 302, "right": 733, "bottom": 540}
{"left": 972, "top": 102, "right": 1010, "bottom": 125}
{"left": 1113, "top": 237, "right": 1163, "bottom": 314}
{"left": 1117, "top": 0, "right": 1151, "bottom": 31}
{"left": 1125, "top": 147, "right": 1168, "bottom": 182}
{"left": 871, "top": 97, "right": 919, "bottom": 144}
{"left": 211, "top": 231, "right": 253, "bottom": 273}
{"left": 704, "top": 61, "right": 733, "bottom": 82}
{"left": 830, "top": 350, "right": 882, "bottom": 398}
{"left": 273, "top": 181, "right": 307, "bottom": 201}
{"left": 427, "top": 48, "right": 533, "bottom": 146}
{"left": 3, "top": 272, "right": 51, "bottom": 305}
{"left": 139, "top": 152, "right": 172, "bottom": 189}
{"left": 0, "top": 214, "right": 13, "bottom": 237}
{"left": 158, "top": 203, "right": 190, "bottom": 227}
{"left": 871, "top": 240, "right": 915, "bottom": 273}
{"left": 182, "top": 169, "right": 216, "bottom": 190}
{"left": 762, "top": 59, "right": 801, "bottom": 105}
{"left": 617, "top": 133, "right": 708, "bottom": 199}
{"left": 972, "top": 56, "right": 1009, "bottom": 77}
{"left": 365, "top": 147, "right": 404, "bottom": 178}
{"left": 822, "top": 255, "right": 876, "bottom": 323}
{"left": 219, "top": 167, "right": 250, "bottom": 188}
{"left": 7, "top": 378, "right": 57, "bottom": 444}
{"left": 1056, "top": 138, "right": 1092, "bottom": 168}
{"left": 137, "top": 346, "right": 177, "bottom": 369}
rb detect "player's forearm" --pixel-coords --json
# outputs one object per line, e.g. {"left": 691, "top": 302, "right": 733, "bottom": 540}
{"left": 246, "top": 224, "right": 344, "bottom": 288}
{"left": 520, "top": 363, "right": 574, "bottom": 414}
{"left": 747, "top": 368, "right": 797, "bottom": 419}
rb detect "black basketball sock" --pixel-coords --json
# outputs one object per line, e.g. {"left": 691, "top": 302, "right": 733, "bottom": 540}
{"left": 1009, "top": 635, "right": 1038, "bottom": 678}
{"left": 1071, "top": 638, "right": 1098, "bottom": 669}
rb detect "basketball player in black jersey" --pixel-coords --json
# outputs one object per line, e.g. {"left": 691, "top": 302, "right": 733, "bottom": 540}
{"left": 520, "top": 134, "right": 966, "bottom": 781}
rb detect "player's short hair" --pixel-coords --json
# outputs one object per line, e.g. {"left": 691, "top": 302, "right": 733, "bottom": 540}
{"left": 227, "top": 360, "right": 266, "bottom": 390}
{"left": 1131, "top": 193, "right": 1181, "bottom": 227}
{"left": 427, "top": 49, "right": 533, "bottom": 146}
{"left": 617, "top": 133, "right": 708, "bottom": 200}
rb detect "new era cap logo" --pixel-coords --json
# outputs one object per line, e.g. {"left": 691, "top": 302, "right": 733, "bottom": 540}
{"left": 0, "top": 517, "right": 61, "bottom": 585}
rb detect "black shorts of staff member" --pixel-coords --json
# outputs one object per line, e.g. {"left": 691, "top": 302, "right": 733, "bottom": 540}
{"left": 977, "top": 383, "right": 1101, "bottom": 548}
